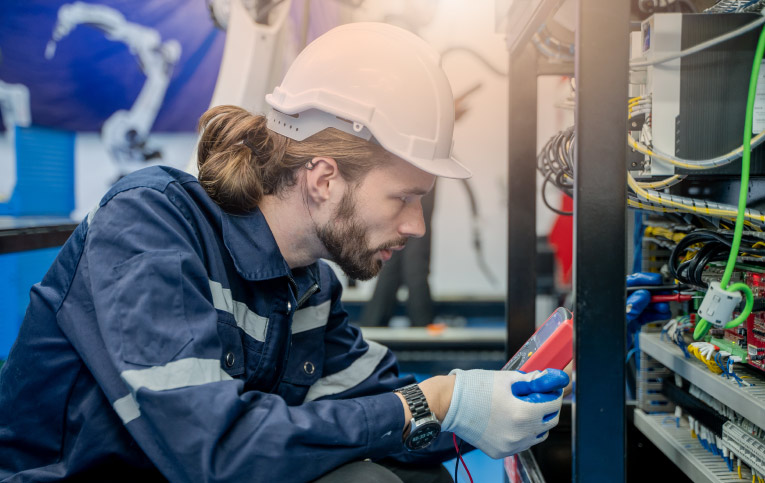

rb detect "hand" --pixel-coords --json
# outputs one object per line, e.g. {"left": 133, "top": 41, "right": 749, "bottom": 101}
{"left": 626, "top": 272, "right": 672, "bottom": 347}
{"left": 440, "top": 369, "right": 569, "bottom": 459}
{"left": 561, "top": 361, "right": 573, "bottom": 397}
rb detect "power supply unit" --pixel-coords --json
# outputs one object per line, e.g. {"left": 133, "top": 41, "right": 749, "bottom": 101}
{"left": 637, "top": 13, "right": 765, "bottom": 177}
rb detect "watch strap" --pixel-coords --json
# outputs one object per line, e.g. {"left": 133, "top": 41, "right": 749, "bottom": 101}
{"left": 396, "top": 384, "right": 433, "bottom": 421}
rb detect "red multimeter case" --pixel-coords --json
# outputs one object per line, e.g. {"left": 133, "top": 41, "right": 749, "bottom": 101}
{"left": 502, "top": 307, "right": 573, "bottom": 373}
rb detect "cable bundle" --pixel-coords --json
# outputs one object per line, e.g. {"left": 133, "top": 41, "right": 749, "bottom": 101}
{"left": 704, "top": 0, "right": 765, "bottom": 13}
{"left": 668, "top": 230, "right": 765, "bottom": 287}
{"left": 537, "top": 126, "right": 575, "bottom": 215}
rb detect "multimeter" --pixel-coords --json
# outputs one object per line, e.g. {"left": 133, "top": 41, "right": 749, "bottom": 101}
{"left": 502, "top": 307, "right": 573, "bottom": 373}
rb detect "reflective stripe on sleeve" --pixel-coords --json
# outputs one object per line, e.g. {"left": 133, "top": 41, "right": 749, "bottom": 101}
{"left": 113, "top": 394, "right": 141, "bottom": 425}
{"left": 291, "top": 300, "right": 331, "bottom": 334}
{"left": 304, "top": 340, "right": 388, "bottom": 402}
{"left": 87, "top": 203, "right": 100, "bottom": 226}
{"left": 121, "top": 358, "right": 233, "bottom": 394}
{"left": 209, "top": 280, "right": 268, "bottom": 342}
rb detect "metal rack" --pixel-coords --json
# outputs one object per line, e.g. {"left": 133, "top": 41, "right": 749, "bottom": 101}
{"left": 505, "top": 0, "right": 630, "bottom": 480}
{"left": 639, "top": 331, "right": 765, "bottom": 426}
{"left": 634, "top": 409, "right": 754, "bottom": 483}
{"left": 0, "top": 217, "right": 77, "bottom": 255}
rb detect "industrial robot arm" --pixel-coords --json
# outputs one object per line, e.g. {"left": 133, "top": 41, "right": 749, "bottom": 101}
{"left": 0, "top": 80, "right": 31, "bottom": 132}
{"left": 187, "top": 0, "right": 292, "bottom": 175}
{"left": 46, "top": 2, "right": 181, "bottom": 166}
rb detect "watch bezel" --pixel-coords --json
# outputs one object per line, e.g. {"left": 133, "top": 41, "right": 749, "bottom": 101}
{"left": 404, "top": 416, "right": 441, "bottom": 450}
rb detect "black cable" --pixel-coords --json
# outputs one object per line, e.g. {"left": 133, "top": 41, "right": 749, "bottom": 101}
{"left": 542, "top": 171, "right": 573, "bottom": 216}
{"left": 454, "top": 437, "right": 465, "bottom": 483}
{"left": 459, "top": 179, "right": 499, "bottom": 286}
{"left": 440, "top": 46, "right": 507, "bottom": 77}
{"left": 454, "top": 446, "right": 459, "bottom": 483}
{"left": 668, "top": 229, "right": 765, "bottom": 287}
{"left": 537, "top": 127, "right": 575, "bottom": 215}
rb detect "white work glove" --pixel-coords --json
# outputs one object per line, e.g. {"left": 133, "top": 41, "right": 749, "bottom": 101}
{"left": 441, "top": 368, "right": 569, "bottom": 459}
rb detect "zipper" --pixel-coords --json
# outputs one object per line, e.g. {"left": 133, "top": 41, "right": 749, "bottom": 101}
{"left": 296, "top": 283, "right": 319, "bottom": 309}
{"left": 286, "top": 275, "right": 298, "bottom": 299}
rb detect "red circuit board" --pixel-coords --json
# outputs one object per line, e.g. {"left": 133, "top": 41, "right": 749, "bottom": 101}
{"left": 749, "top": 312, "right": 765, "bottom": 371}
{"left": 746, "top": 273, "right": 765, "bottom": 371}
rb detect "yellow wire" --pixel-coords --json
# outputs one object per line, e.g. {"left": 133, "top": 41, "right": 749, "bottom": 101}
{"left": 636, "top": 175, "right": 686, "bottom": 190}
{"left": 688, "top": 345, "right": 722, "bottom": 373}
{"left": 681, "top": 244, "right": 703, "bottom": 263}
{"left": 628, "top": 134, "right": 765, "bottom": 171}
{"left": 628, "top": 173, "right": 765, "bottom": 224}
{"left": 645, "top": 226, "right": 686, "bottom": 243}
{"left": 628, "top": 198, "right": 749, "bottom": 227}
{"left": 627, "top": 199, "right": 739, "bottom": 225}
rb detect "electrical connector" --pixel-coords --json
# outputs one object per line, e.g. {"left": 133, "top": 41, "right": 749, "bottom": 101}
{"left": 723, "top": 421, "right": 765, "bottom": 477}
{"left": 698, "top": 282, "right": 744, "bottom": 328}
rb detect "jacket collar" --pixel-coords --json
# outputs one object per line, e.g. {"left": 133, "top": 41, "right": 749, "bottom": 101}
{"left": 221, "top": 208, "right": 321, "bottom": 289}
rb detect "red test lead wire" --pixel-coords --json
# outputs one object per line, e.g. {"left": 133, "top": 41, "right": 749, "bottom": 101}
{"left": 453, "top": 433, "right": 473, "bottom": 483}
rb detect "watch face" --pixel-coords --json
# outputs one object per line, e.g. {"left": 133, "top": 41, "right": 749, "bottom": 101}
{"left": 405, "top": 421, "right": 441, "bottom": 451}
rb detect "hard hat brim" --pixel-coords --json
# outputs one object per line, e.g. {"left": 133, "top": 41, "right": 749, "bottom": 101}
{"left": 401, "top": 154, "right": 472, "bottom": 180}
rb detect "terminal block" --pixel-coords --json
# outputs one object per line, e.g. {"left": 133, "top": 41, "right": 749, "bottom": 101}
{"left": 723, "top": 421, "right": 765, "bottom": 476}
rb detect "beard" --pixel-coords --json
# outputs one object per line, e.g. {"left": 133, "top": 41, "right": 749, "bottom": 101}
{"left": 316, "top": 189, "right": 406, "bottom": 281}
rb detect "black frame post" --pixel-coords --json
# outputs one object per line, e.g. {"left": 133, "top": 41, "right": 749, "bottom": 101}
{"left": 506, "top": 44, "right": 539, "bottom": 358}
{"left": 573, "top": 0, "right": 630, "bottom": 480}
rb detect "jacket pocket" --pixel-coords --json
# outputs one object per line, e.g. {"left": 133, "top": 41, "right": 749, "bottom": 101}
{"left": 281, "top": 330, "right": 325, "bottom": 387}
{"left": 216, "top": 311, "right": 246, "bottom": 378}
{"left": 113, "top": 250, "right": 193, "bottom": 367}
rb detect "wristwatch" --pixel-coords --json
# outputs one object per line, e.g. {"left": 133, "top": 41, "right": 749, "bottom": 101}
{"left": 395, "top": 383, "right": 441, "bottom": 450}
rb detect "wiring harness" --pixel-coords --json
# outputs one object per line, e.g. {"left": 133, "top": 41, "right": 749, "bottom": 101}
{"left": 668, "top": 230, "right": 765, "bottom": 287}
{"left": 705, "top": 0, "right": 765, "bottom": 13}
{"left": 537, "top": 126, "right": 574, "bottom": 216}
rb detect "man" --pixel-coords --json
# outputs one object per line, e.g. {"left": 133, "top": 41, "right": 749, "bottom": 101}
{"left": 0, "top": 23, "right": 568, "bottom": 482}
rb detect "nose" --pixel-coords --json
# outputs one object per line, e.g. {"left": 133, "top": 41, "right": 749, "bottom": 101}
{"left": 399, "top": 202, "right": 426, "bottom": 239}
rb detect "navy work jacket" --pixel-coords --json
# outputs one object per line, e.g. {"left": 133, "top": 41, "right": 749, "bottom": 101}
{"left": 0, "top": 166, "right": 454, "bottom": 482}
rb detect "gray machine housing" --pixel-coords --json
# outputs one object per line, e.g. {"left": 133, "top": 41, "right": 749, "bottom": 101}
{"left": 637, "top": 13, "right": 765, "bottom": 177}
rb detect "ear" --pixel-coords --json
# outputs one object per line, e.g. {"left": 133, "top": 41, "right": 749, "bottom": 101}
{"left": 304, "top": 156, "right": 343, "bottom": 205}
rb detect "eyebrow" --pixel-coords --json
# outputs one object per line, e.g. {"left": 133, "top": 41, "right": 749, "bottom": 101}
{"left": 400, "top": 187, "right": 430, "bottom": 196}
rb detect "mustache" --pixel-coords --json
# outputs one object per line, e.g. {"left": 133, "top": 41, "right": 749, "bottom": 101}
{"left": 373, "top": 238, "right": 408, "bottom": 253}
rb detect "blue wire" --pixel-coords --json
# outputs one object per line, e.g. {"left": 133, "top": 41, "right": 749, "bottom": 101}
{"left": 626, "top": 348, "right": 639, "bottom": 363}
{"left": 715, "top": 353, "right": 729, "bottom": 378}
{"left": 724, "top": 0, "right": 760, "bottom": 12}
{"left": 727, "top": 359, "right": 745, "bottom": 387}
{"left": 675, "top": 332, "right": 691, "bottom": 358}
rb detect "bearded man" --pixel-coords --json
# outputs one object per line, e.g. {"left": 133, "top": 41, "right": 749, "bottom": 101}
{"left": 0, "top": 23, "right": 568, "bottom": 483}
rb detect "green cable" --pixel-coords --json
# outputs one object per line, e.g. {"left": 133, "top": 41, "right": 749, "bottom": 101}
{"left": 693, "top": 25, "right": 764, "bottom": 340}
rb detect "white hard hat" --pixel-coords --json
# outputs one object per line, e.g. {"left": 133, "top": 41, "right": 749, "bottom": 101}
{"left": 265, "top": 22, "right": 471, "bottom": 179}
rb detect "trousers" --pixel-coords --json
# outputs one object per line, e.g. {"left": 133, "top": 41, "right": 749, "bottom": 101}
{"left": 313, "top": 459, "right": 454, "bottom": 483}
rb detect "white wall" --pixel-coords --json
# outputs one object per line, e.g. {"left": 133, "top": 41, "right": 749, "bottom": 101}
{"left": 72, "top": 133, "right": 198, "bottom": 221}
{"left": 2, "top": 0, "right": 577, "bottom": 306}
{"left": 337, "top": 0, "right": 512, "bottom": 301}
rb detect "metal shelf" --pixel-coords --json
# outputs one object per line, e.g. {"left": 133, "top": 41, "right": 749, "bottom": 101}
{"left": 634, "top": 409, "right": 753, "bottom": 483}
{"left": 0, "top": 216, "right": 78, "bottom": 254}
{"left": 639, "top": 331, "right": 765, "bottom": 425}
{"left": 361, "top": 327, "right": 505, "bottom": 348}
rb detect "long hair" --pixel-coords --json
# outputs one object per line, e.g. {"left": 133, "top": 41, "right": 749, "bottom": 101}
{"left": 196, "top": 105, "right": 389, "bottom": 213}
